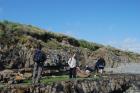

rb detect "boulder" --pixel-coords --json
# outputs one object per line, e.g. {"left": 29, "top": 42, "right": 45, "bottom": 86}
{"left": 23, "top": 73, "right": 32, "bottom": 79}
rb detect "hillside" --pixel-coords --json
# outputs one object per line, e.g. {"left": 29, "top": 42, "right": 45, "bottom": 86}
{"left": 0, "top": 20, "right": 140, "bottom": 71}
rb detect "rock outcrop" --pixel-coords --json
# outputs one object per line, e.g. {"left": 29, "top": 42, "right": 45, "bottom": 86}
{"left": 0, "top": 74, "right": 139, "bottom": 93}
{"left": 0, "top": 21, "right": 140, "bottom": 73}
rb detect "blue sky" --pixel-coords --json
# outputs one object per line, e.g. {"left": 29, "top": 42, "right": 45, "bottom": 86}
{"left": 0, "top": 0, "right": 140, "bottom": 53}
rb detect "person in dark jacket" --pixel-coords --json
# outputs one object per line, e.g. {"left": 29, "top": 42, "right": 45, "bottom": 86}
{"left": 95, "top": 56, "right": 106, "bottom": 74}
{"left": 32, "top": 43, "right": 46, "bottom": 84}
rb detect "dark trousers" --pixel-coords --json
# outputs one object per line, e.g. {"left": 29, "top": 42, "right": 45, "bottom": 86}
{"left": 32, "top": 63, "right": 43, "bottom": 84}
{"left": 69, "top": 67, "right": 76, "bottom": 78}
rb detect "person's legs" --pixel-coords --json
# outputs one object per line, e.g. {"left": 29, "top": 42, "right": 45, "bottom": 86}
{"left": 99, "top": 67, "right": 104, "bottom": 74}
{"left": 69, "top": 68, "right": 73, "bottom": 78}
{"left": 32, "top": 63, "right": 37, "bottom": 84}
{"left": 95, "top": 66, "right": 98, "bottom": 74}
{"left": 101, "top": 69, "right": 103, "bottom": 73}
{"left": 35, "top": 65, "right": 43, "bottom": 84}
{"left": 99, "top": 69, "right": 102, "bottom": 74}
{"left": 72, "top": 67, "right": 76, "bottom": 78}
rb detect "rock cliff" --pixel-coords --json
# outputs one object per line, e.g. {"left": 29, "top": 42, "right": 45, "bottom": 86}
{"left": 0, "top": 21, "right": 140, "bottom": 71}
{"left": 0, "top": 74, "right": 140, "bottom": 93}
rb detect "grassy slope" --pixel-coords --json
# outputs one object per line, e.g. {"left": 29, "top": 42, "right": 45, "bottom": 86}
{"left": 0, "top": 20, "right": 139, "bottom": 60}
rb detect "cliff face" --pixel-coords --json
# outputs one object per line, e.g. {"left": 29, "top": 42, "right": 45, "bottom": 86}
{"left": 0, "top": 74, "right": 140, "bottom": 93}
{"left": 0, "top": 21, "right": 140, "bottom": 70}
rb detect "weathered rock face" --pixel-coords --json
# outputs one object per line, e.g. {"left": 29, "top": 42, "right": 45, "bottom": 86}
{"left": 0, "top": 74, "right": 139, "bottom": 93}
{"left": 0, "top": 43, "right": 34, "bottom": 69}
{"left": 0, "top": 21, "right": 140, "bottom": 71}
{"left": 0, "top": 44, "right": 140, "bottom": 70}
{"left": 0, "top": 70, "right": 15, "bottom": 83}
{"left": 105, "top": 63, "right": 140, "bottom": 74}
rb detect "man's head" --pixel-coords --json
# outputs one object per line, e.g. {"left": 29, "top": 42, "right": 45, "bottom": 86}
{"left": 97, "top": 55, "right": 103, "bottom": 59}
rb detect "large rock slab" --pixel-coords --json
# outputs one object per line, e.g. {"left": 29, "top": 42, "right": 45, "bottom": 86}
{"left": 0, "top": 74, "right": 139, "bottom": 93}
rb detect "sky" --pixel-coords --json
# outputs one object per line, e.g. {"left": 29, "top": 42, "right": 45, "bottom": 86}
{"left": 0, "top": 0, "right": 140, "bottom": 53}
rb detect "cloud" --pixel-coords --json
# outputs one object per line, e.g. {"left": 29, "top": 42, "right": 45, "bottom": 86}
{"left": 107, "top": 38, "right": 140, "bottom": 53}
{"left": 121, "top": 38, "right": 140, "bottom": 53}
{"left": 63, "top": 31, "right": 74, "bottom": 36}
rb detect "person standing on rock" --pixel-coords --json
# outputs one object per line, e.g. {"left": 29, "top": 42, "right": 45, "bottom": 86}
{"left": 32, "top": 43, "right": 46, "bottom": 84}
{"left": 95, "top": 56, "right": 106, "bottom": 74}
{"left": 68, "top": 53, "right": 77, "bottom": 79}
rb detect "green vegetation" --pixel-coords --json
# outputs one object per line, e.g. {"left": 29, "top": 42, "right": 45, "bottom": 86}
{"left": 41, "top": 75, "right": 69, "bottom": 85}
{"left": 22, "top": 75, "right": 100, "bottom": 85}
{"left": 0, "top": 20, "right": 103, "bottom": 51}
{"left": 0, "top": 82, "right": 7, "bottom": 91}
{"left": 21, "top": 75, "right": 69, "bottom": 85}
{"left": 0, "top": 20, "right": 139, "bottom": 57}
{"left": 46, "top": 39, "right": 62, "bottom": 49}
{"left": 79, "top": 40, "right": 103, "bottom": 51}
{"left": 0, "top": 30, "right": 5, "bottom": 38}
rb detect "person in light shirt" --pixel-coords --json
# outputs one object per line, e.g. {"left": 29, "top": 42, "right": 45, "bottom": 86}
{"left": 68, "top": 53, "right": 77, "bottom": 78}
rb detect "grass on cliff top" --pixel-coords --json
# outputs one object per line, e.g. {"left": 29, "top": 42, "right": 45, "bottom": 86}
{"left": 23, "top": 75, "right": 69, "bottom": 85}
{"left": 41, "top": 75, "right": 69, "bottom": 85}
{"left": 1, "top": 20, "right": 139, "bottom": 55}
{"left": 0, "top": 75, "right": 100, "bottom": 86}
{"left": 0, "top": 20, "right": 103, "bottom": 51}
{"left": 23, "top": 75, "right": 100, "bottom": 85}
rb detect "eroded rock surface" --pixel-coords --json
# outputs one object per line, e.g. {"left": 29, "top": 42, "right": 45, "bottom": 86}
{"left": 0, "top": 74, "right": 139, "bottom": 93}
